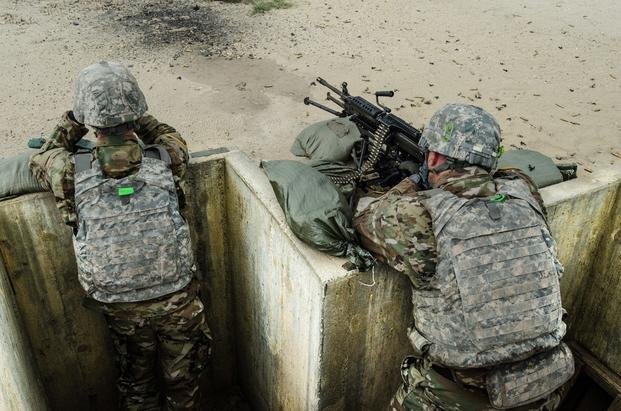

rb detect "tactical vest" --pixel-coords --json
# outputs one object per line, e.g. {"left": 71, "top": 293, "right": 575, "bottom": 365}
{"left": 409, "top": 178, "right": 567, "bottom": 369}
{"left": 73, "top": 147, "right": 194, "bottom": 303}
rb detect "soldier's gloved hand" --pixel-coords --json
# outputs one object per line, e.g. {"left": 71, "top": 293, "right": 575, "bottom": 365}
{"left": 41, "top": 111, "right": 89, "bottom": 152}
{"left": 65, "top": 110, "right": 84, "bottom": 126}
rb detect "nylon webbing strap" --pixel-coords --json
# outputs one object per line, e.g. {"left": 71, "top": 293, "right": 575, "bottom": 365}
{"left": 486, "top": 201, "right": 502, "bottom": 220}
{"left": 144, "top": 145, "right": 172, "bottom": 166}
{"left": 74, "top": 150, "right": 94, "bottom": 174}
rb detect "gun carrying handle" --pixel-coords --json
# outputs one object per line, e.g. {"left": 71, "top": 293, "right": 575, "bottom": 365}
{"left": 375, "top": 90, "right": 395, "bottom": 112}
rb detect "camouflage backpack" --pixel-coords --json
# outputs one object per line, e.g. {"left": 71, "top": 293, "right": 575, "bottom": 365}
{"left": 408, "top": 177, "right": 566, "bottom": 368}
{"left": 72, "top": 148, "right": 194, "bottom": 303}
{"left": 408, "top": 177, "right": 573, "bottom": 406}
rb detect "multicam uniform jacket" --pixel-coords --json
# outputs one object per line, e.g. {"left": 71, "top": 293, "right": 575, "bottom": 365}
{"left": 30, "top": 111, "right": 190, "bottom": 228}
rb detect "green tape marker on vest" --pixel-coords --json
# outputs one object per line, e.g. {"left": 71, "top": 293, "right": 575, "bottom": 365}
{"left": 490, "top": 193, "right": 507, "bottom": 203}
{"left": 118, "top": 186, "right": 135, "bottom": 197}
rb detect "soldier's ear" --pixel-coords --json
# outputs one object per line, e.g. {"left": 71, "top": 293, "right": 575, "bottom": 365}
{"left": 427, "top": 151, "right": 447, "bottom": 169}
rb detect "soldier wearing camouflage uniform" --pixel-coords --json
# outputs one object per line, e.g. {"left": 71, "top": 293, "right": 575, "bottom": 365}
{"left": 30, "top": 61, "right": 211, "bottom": 410}
{"left": 354, "top": 104, "right": 574, "bottom": 410}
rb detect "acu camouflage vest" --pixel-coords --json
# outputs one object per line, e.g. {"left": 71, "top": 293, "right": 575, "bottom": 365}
{"left": 73, "top": 149, "right": 194, "bottom": 303}
{"left": 410, "top": 178, "right": 567, "bottom": 369}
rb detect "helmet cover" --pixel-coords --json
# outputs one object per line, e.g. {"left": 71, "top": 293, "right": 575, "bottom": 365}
{"left": 420, "top": 104, "right": 501, "bottom": 170}
{"left": 73, "top": 61, "right": 147, "bottom": 128}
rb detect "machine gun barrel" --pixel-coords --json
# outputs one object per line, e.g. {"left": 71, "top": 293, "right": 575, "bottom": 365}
{"left": 316, "top": 77, "right": 346, "bottom": 97}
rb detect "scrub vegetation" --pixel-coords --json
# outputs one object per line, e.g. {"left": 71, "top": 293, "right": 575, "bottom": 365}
{"left": 251, "top": 0, "right": 292, "bottom": 14}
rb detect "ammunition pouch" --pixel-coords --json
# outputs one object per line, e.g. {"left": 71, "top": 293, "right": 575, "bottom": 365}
{"left": 486, "top": 343, "right": 574, "bottom": 409}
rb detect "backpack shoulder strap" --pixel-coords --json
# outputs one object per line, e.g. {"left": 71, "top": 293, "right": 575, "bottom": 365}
{"left": 495, "top": 178, "right": 545, "bottom": 219}
{"left": 144, "top": 145, "right": 172, "bottom": 166}
{"left": 74, "top": 149, "right": 94, "bottom": 175}
{"left": 419, "top": 189, "right": 470, "bottom": 236}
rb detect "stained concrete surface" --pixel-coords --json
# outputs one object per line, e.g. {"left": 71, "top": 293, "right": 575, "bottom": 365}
{"left": 542, "top": 168, "right": 621, "bottom": 376}
{"left": 0, "top": 193, "right": 117, "bottom": 410}
{"left": 0, "top": 259, "right": 47, "bottom": 411}
{"left": 0, "top": 156, "right": 243, "bottom": 410}
{"left": 223, "top": 151, "right": 414, "bottom": 410}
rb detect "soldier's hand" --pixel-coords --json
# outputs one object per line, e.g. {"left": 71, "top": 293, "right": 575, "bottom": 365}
{"left": 66, "top": 110, "right": 84, "bottom": 127}
{"left": 44, "top": 111, "right": 89, "bottom": 152}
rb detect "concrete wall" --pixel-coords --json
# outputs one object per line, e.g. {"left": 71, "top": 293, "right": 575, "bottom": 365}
{"left": 0, "top": 192, "right": 117, "bottom": 410}
{"left": 186, "top": 155, "right": 238, "bottom": 396}
{"left": 222, "top": 158, "right": 621, "bottom": 409}
{"left": 0, "top": 258, "right": 47, "bottom": 411}
{"left": 542, "top": 167, "right": 621, "bottom": 375}
{"left": 0, "top": 155, "right": 238, "bottom": 411}
{"left": 223, "top": 152, "right": 413, "bottom": 410}
{"left": 225, "top": 155, "right": 324, "bottom": 409}
{"left": 318, "top": 266, "right": 412, "bottom": 410}
{"left": 1, "top": 151, "right": 619, "bottom": 410}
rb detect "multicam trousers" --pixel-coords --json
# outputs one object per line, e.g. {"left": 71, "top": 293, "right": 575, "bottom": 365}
{"left": 98, "top": 282, "right": 212, "bottom": 410}
{"left": 390, "top": 358, "right": 561, "bottom": 411}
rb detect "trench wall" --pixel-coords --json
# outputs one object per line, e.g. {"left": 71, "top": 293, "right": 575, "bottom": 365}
{"left": 542, "top": 167, "right": 621, "bottom": 375}
{"left": 222, "top": 152, "right": 413, "bottom": 410}
{"left": 0, "top": 258, "right": 47, "bottom": 410}
{"left": 224, "top": 155, "right": 325, "bottom": 409}
{"left": 0, "top": 151, "right": 619, "bottom": 410}
{"left": 0, "top": 154, "right": 237, "bottom": 410}
{"left": 0, "top": 192, "right": 117, "bottom": 410}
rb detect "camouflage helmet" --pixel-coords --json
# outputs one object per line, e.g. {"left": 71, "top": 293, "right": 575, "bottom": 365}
{"left": 73, "top": 61, "right": 148, "bottom": 128}
{"left": 419, "top": 103, "right": 501, "bottom": 170}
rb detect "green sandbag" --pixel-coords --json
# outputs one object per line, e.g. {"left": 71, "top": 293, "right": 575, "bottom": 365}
{"left": 310, "top": 159, "right": 358, "bottom": 198}
{"left": 290, "top": 117, "right": 362, "bottom": 162}
{"left": 0, "top": 150, "right": 45, "bottom": 199}
{"left": 498, "top": 149, "right": 563, "bottom": 188}
{"left": 262, "top": 160, "right": 374, "bottom": 271}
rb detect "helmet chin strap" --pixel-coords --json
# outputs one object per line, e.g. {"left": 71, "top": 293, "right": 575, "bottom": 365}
{"left": 430, "top": 157, "right": 475, "bottom": 174}
{"left": 429, "top": 162, "right": 454, "bottom": 174}
{"left": 414, "top": 154, "right": 480, "bottom": 189}
{"left": 410, "top": 152, "right": 431, "bottom": 189}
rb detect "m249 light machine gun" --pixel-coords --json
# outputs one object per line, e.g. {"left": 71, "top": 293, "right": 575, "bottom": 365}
{"left": 304, "top": 77, "right": 425, "bottom": 189}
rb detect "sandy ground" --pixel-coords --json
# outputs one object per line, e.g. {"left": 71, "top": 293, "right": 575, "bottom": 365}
{"left": 0, "top": 0, "right": 619, "bottom": 175}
